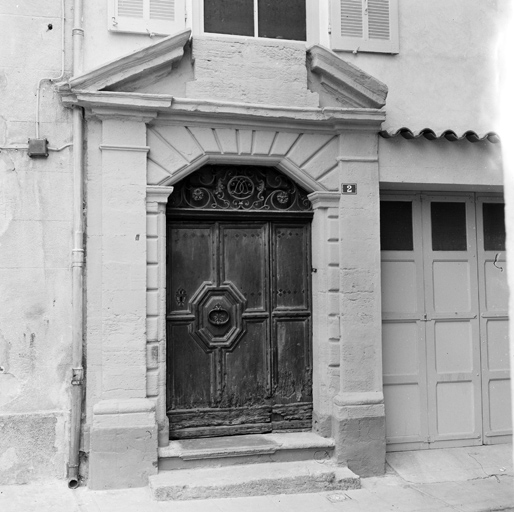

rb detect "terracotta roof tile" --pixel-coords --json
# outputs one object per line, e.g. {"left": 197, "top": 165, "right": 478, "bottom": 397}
{"left": 379, "top": 128, "right": 500, "bottom": 143}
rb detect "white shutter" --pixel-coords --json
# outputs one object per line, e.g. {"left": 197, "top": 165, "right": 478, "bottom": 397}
{"left": 340, "top": 0, "right": 364, "bottom": 38}
{"left": 330, "top": 0, "right": 399, "bottom": 54}
{"left": 109, "top": 0, "right": 185, "bottom": 35}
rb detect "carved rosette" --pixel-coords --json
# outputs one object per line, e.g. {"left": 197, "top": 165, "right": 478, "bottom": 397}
{"left": 168, "top": 165, "right": 312, "bottom": 212}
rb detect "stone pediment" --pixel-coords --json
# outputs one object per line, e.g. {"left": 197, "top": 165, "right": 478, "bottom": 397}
{"left": 63, "top": 30, "right": 387, "bottom": 111}
{"left": 67, "top": 29, "right": 192, "bottom": 92}
{"left": 307, "top": 45, "right": 388, "bottom": 109}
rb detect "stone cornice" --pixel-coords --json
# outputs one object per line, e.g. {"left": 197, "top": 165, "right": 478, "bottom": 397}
{"left": 62, "top": 91, "right": 385, "bottom": 132}
{"left": 308, "top": 191, "right": 340, "bottom": 209}
{"left": 308, "top": 45, "right": 388, "bottom": 109}
{"left": 146, "top": 185, "right": 174, "bottom": 205}
{"left": 61, "top": 90, "right": 173, "bottom": 110}
{"left": 65, "top": 29, "right": 191, "bottom": 91}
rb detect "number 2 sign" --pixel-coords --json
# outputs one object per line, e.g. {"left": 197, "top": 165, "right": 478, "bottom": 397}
{"left": 341, "top": 184, "right": 357, "bottom": 194}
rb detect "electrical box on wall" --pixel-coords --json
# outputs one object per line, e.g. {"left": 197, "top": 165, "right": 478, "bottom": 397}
{"left": 28, "top": 138, "right": 49, "bottom": 158}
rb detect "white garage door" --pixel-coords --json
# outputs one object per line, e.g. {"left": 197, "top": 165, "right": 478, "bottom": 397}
{"left": 381, "top": 193, "right": 511, "bottom": 451}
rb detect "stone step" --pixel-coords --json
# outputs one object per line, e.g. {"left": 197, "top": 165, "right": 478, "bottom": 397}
{"left": 149, "top": 460, "right": 360, "bottom": 501}
{"left": 158, "top": 432, "right": 335, "bottom": 470}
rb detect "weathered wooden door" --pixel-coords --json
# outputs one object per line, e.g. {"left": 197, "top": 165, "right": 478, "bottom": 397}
{"left": 166, "top": 165, "right": 313, "bottom": 439}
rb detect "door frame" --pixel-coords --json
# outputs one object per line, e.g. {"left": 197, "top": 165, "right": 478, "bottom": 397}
{"left": 147, "top": 156, "right": 341, "bottom": 446}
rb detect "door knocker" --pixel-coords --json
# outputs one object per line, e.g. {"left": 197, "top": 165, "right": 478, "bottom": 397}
{"left": 208, "top": 303, "right": 230, "bottom": 326}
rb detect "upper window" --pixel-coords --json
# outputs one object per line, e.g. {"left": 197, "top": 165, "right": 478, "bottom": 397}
{"left": 330, "top": 0, "right": 399, "bottom": 54}
{"left": 108, "top": 0, "right": 397, "bottom": 54}
{"left": 204, "top": 0, "right": 306, "bottom": 41}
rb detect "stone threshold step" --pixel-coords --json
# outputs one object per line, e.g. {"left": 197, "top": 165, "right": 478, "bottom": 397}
{"left": 149, "top": 460, "right": 360, "bottom": 501}
{"left": 158, "top": 432, "right": 335, "bottom": 470}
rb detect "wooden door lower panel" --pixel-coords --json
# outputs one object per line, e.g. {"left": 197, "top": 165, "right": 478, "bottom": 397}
{"left": 168, "top": 403, "right": 313, "bottom": 439}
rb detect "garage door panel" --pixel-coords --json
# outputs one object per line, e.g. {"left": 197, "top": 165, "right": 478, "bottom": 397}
{"left": 436, "top": 381, "right": 476, "bottom": 436}
{"left": 432, "top": 261, "right": 472, "bottom": 313}
{"left": 382, "top": 193, "right": 511, "bottom": 452}
{"left": 484, "top": 261, "right": 509, "bottom": 311}
{"left": 488, "top": 379, "right": 512, "bottom": 432}
{"left": 434, "top": 321, "right": 473, "bottom": 373}
{"left": 384, "top": 384, "right": 423, "bottom": 441}
{"left": 383, "top": 322, "right": 419, "bottom": 376}
{"left": 477, "top": 197, "right": 512, "bottom": 440}
{"left": 486, "top": 319, "right": 510, "bottom": 371}
{"left": 381, "top": 261, "right": 418, "bottom": 314}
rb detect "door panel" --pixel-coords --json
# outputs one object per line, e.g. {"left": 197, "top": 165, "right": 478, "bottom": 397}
{"left": 476, "top": 197, "right": 512, "bottom": 443}
{"left": 224, "top": 318, "right": 270, "bottom": 407}
{"left": 272, "top": 224, "right": 311, "bottom": 311}
{"left": 167, "top": 219, "right": 312, "bottom": 438}
{"left": 271, "top": 223, "right": 312, "bottom": 428}
{"left": 273, "top": 317, "right": 312, "bottom": 403}
{"left": 423, "top": 195, "right": 482, "bottom": 447}
{"left": 169, "top": 224, "right": 215, "bottom": 313}
{"left": 221, "top": 224, "right": 269, "bottom": 312}
{"left": 381, "top": 196, "right": 429, "bottom": 449}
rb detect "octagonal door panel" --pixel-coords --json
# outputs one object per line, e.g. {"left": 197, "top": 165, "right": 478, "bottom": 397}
{"left": 167, "top": 220, "right": 312, "bottom": 439}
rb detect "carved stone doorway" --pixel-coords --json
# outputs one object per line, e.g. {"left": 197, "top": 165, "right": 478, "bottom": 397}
{"left": 166, "top": 165, "right": 314, "bottom": 439}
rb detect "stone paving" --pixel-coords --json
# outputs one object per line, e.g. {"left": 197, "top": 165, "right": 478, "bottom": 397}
{"left": 1, "top": 445, "right": 512, "bottom": 512}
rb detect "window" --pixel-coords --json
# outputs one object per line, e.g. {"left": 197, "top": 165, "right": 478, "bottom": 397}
{"left": 430, "top": 202, "right": 467, "bottom": 251}
{"left": 109, "top": 0, "right": 185, "bottom": 35}
{"left": 204, "top": 0, "right": 307, "bottom": 41}
{"left": 380, "top": 201, "right": 414, "bottom": 251}
{"left": 483, "top": 203, "right": 506, "bottom": 251}
{"left": 330, "top": 0, "right": 399, "bottom": 54}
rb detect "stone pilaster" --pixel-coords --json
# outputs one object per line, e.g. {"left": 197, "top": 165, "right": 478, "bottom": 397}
{"left": 146, "top": 186, "right": 174, "bottom": 447}
{"left": 308, "top": 191, "right": 341, "bottom": 437}
{"left": 331, "top": 131, "right": 386, "bottom": 477}
{"left": 88, "top": 111, "right": 159, "bottom": 489}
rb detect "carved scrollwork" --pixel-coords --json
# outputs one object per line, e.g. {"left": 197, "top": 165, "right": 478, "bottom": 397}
{"left": 168, "top": 165, "right": 312, "bottom": 212}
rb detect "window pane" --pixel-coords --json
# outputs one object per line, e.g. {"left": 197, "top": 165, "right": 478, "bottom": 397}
{"left": 431, "top": 202, "right": 467, "bottom": 251}
{"left": 204, "top": 0, "right": 254, "bottom": 36}
{"left": 380, "top": 201, "right": 414, "bottom": 251}
{"left": 258, "top": 0, "right": 306, "bottom": 41}
{"left": 483, "top": 203, "right": 506, "bottom": 251}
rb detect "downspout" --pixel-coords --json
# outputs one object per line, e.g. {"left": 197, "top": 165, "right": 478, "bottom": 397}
{"left": 67, "top": 0, "right": 85, "bottom": 489}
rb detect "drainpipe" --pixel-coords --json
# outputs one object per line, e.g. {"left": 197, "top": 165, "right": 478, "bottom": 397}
{"left": 67, "top": 0, "right": 85, "bottom": 489}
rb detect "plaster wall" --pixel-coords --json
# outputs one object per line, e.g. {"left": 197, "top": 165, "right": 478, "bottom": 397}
{"left": 379, "top": 138, "right": 504, "bottom": 189}
{"left": 338, "top": 0, "right": 508, "bottom": 135}
{"left": 0, "top": 1, "right": 74, "bottom": 483}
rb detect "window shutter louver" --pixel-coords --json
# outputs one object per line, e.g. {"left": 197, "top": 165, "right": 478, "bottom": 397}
{"left": 118, "top": 0, "right": 144, "bottom": 18}
{"left": 150, "top": 0, "right": 175, "bottom": 21}
{"left": 110, "top": 0, "right": 185, "bottom": 35}
{"left": 331, "top": 0, "right": 399, "bottom": 53}
{"left": 368, "top": 0, "right": 390, "bottom": 40}
{"left": 340, "top": 0, "right": 363, "bottom": 38}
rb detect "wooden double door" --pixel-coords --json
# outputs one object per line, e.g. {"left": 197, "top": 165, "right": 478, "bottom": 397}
{"left": 167, "top": 217, "right": 313, "bottom": 439}
{"left": 381, "top": 193, "right": 511, "bottom": 451}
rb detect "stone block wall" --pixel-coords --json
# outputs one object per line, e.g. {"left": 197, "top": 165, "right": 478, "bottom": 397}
{"left": 186, "top": 36, "right": 320, "bottom": 108}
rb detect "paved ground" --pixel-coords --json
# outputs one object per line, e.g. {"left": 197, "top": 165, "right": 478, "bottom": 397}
{"left": 1, "top": 444, "right": 513, "bottom": 512}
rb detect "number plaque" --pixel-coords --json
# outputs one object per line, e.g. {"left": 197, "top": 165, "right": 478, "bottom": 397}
{"left": 341, "top": 184, "right": 357, "bottom": 194}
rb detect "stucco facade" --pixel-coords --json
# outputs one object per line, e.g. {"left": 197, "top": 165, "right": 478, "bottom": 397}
{"left": 0, "top": 0, "right": 509, "bottom": 491}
